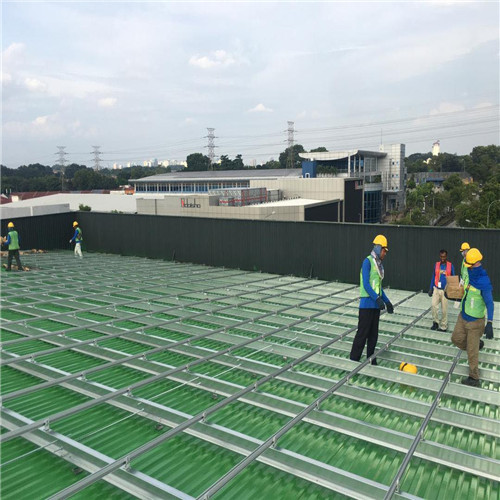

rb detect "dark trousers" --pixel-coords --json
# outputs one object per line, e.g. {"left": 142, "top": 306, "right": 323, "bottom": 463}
{"left": 350, "top": 308, "right": 380, "bottom": 361}
{"left": 7, "top": 250, "right": 23, "bottom": 271}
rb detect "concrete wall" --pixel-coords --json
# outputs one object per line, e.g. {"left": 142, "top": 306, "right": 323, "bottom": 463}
{"left": 249, "top": 177, "right": 345, "bottom": 201}
{"left": 0, "top": 203, "right": 70, "bottom": 219}
{"left": 137, "top": 196, "right": 304, "bottom": 221}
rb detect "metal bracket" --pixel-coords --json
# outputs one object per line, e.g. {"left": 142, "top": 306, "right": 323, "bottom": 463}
{"left": 123, "top": 457, "right": 131, "bottom": 470}
{"left": 43, "top": 419, "right": 51, "bottom": 431}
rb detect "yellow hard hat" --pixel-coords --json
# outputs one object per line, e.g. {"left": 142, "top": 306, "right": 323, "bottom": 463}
{"left": 460, "top": 242, "right": 470, "bottom": 252}
{"left": 7, "top": 222, "right": 14, "bottom": 228}
{"left": 399, "top": 362, "right": 418, "bottom": 374}
{"left": 73, "top": 221, "right": 78, "bottom": 227}
{"left": 373, "top": 234, "right": 388, "bottom": 249}
{"left": 464, "top": 248, "right": 482, "bottom": 267}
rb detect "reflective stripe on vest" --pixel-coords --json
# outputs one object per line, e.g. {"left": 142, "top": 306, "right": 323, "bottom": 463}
{"left": 434, "top": 261, "right": 452, "bottom": 287}
{"left": 460, "top": 260, "right": 469, "bottom": 287}
{"left": 75, "top": 227, "right": 82, "bottom": 243}
{"left": 8, "top": 231, "right": 19, "bottom": 251}
{"left": 461, "top": 284, "right": 486, "bottom": 319}
{"left": 360, "top": 255, "right": 382, "bottom": 298}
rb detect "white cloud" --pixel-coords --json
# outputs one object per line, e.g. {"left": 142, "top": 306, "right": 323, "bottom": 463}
{"left": 32, "top": 115, "right": 48, "bottom": 126}
{"left": 25, "top": 77, "right": 48, "bottom": 92}
{"left": 248, "top": 103, "right": 273, "bottom": 113}
{"left": 3, "top": 114, "right": 63, "bottom": 138}
{"left": 98, "top": 97, "right": 117, "bottom": 108}
{"left": 189, "top": 50, "right": 237, "bottom": 69}
{"left": 2, "top": 42, "right": 25, "bottom": 64}
{"left": 429, "top": 102, "right": 465, "bottom": 115}
{"left": 183, "top": 117, "right": 196, "bottom": 125}
{"left": 1, "top": 72, "right": 12, "bottom": 85}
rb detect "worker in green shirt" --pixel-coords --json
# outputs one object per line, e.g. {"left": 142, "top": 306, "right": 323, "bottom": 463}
{"left": 451, "top": 248, "right": 494, "bottom": 387}
{"left": 3, "top": 221, "right": 24, "bottom": 271}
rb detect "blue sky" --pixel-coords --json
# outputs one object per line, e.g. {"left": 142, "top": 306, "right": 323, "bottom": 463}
{"left": 2, "top": 1, "right": 499, "bottom": 168}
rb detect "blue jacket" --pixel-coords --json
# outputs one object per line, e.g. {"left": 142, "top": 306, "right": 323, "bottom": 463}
{"left": 70, "top": 227, "right": 82, "bottom": 243}
{"left": 359, "top": 257, "right": 390, "bottom": 309}
{"left": 462, "top": 265, "right": 494, "bottom": 322}
{"left": 430, "top": 262, "right": 455, "bottom": 290}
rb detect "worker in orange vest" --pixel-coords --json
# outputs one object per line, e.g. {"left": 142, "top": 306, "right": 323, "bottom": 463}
{"left": 428, "top": 249, "right": 455, "bottom": 332}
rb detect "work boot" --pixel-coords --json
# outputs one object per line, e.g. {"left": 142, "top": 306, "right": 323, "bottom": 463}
{"left": 479, "top": 340, "right": 484, "bottom": 351}
{"left": 438, "top": 327, "right": 447, "bottom": 332}
{"left": 461, "top": 376, "right": 480, "bottom": 387}
{"left": 370, "top": 358, "right": 378, "bottom": 366}
{"left": 431, "top": 322, "right": 438, "bottom": 330}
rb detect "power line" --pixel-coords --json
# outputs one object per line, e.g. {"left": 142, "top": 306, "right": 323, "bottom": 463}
{"left": 286, "top": 121, "right": 294, "bottom": 170}
{"left": 91, "top": 146, "right": 102, "bottom": 171}
{"left": 205, "top": 128, "right": 217, "bottom": 169}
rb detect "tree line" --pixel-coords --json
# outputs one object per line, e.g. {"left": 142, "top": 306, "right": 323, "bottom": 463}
{"left": 0, "top": 164, "right": 172, "bottom": 192}
{"left": 396, "top": 145, "right": 499, "bottom": 228}
{"left": 1, "top": 145, "right": 498, "bottom": 228}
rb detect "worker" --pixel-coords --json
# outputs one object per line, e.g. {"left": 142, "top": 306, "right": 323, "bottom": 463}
{"left": 459, "top": 242, "right": 470, "bottom": 287}
{"left": 428, "top": 249, "right": 455, "bottom": 332}
{"left": 451, "top": 248, "right": 494, "bottom": 387}
{"left": 3, "top": 221, "right": 24, "bottom": 271}
{"left": 69, "top": 221, "right": 83, "bottom": 258}
{"left": 350, "top": 234, "right": 394, "bottom": 366}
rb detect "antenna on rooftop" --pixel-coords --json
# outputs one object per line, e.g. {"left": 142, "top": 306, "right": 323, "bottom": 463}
{"left": 286, "top": 121, "right": 295, "bottom": 170}
{"left": 205, "top": 128, "right": 217, "bottom": 170}
{"left": 91, "top": 146, "right": 102, "bottom": 170}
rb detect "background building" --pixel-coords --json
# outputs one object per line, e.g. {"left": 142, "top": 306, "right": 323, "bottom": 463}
{"left": 299, "top": 143, "right": 406, "bottom": 221}
{"left": 132, "top": 168, "right": 363, "bottom": 223}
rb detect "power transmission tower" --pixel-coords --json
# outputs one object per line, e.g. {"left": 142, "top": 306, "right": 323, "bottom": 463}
{"left": 205, "top": 128, "right": 217, "bottom": 170}
{"left": 91, "top": 146, "right": 102, "bottom": 170}
{"left": 286, "top": 121, "right": 295, "bottom": 170}
{"left": 56, "top": 146, "right": 68, "bottom": 190}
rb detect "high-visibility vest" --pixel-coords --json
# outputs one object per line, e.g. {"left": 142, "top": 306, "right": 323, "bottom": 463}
{"left": 360, "top": 256, "right": 382, "bottom": 297}
{"left": 434, "top": 261, "right": 452, "bottom": 287}
{"left": 460, "top": 260, "right": 469, "bottom": 287}
{"left": 75, "top": 227, "right": 83, "bottom": 243}
{"left": 8, "top": 230, "right": 19, "bottom": 251}
{"left": 461, "top": 284, "right": 486, "bottom": 319}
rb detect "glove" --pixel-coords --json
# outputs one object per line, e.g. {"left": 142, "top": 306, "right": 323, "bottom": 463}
{"left": 428, "top": 288, "right": 433, "bottom": 297}
{"left": 484, "top": 322, "right": 493, "bottom": 339}
{"left": 376, "top": 297, "right": 386, "bottom": 310}
{"left": 386, "top": 302, "right": 394, "bottom": 314}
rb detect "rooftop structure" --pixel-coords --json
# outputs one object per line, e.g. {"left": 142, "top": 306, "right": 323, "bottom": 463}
{"left": 0, "top": 193, "right": 163, "bottom": 218}
{"left": 1, "top": 251, "right": 498, "bottom": 499}
{"left": 131, "top": 168, "right": 363, "bottom": 223}
{"left": 299, "top": 144, "right": 406, "bottom": 218}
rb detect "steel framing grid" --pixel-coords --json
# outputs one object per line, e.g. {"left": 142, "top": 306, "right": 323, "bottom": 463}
{"left": 1, "top": 251, "right": 499, "bottom": 500}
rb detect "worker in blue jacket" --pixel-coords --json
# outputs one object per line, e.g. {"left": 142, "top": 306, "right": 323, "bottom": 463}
{"left": 451, "top": 248, "right": 494, "bottom": 387}
{"left": 3, "top": 221, "right": 24, "bottom": 271}
{"left": 350, "top": 235, "right": 394, "bottom": 366}
{"left": 69, "top": 221, "right": 83, "bottom": 258}
{"left": 428, "top": 249, "right": 455, "bottom": 332}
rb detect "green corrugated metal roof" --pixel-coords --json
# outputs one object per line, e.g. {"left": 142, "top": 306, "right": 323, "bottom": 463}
{"left": 1, "top": 251, "right": 499, "bottom": 499}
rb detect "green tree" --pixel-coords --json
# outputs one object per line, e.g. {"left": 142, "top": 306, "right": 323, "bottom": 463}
{"left": 405, "top": 153, "right": 431, "bottom": 173}
{"left": 279, "top": 144, "right": 305, "bottom": 169}
{"left": 468, "top": 145, "right": 500, "bottom": 184}
{"left": 233, "top": 154, "right": 244, "bottom": 170}
{"left": 310, "top": 147, "right": 328, "bottom": 152}
{"left": 186, "top": 153, "right": 210, "bottom": 171}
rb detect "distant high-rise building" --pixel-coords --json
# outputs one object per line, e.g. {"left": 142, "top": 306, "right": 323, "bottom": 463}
{"left": 432, "top": 140, "right": 440, "bottom": 156}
